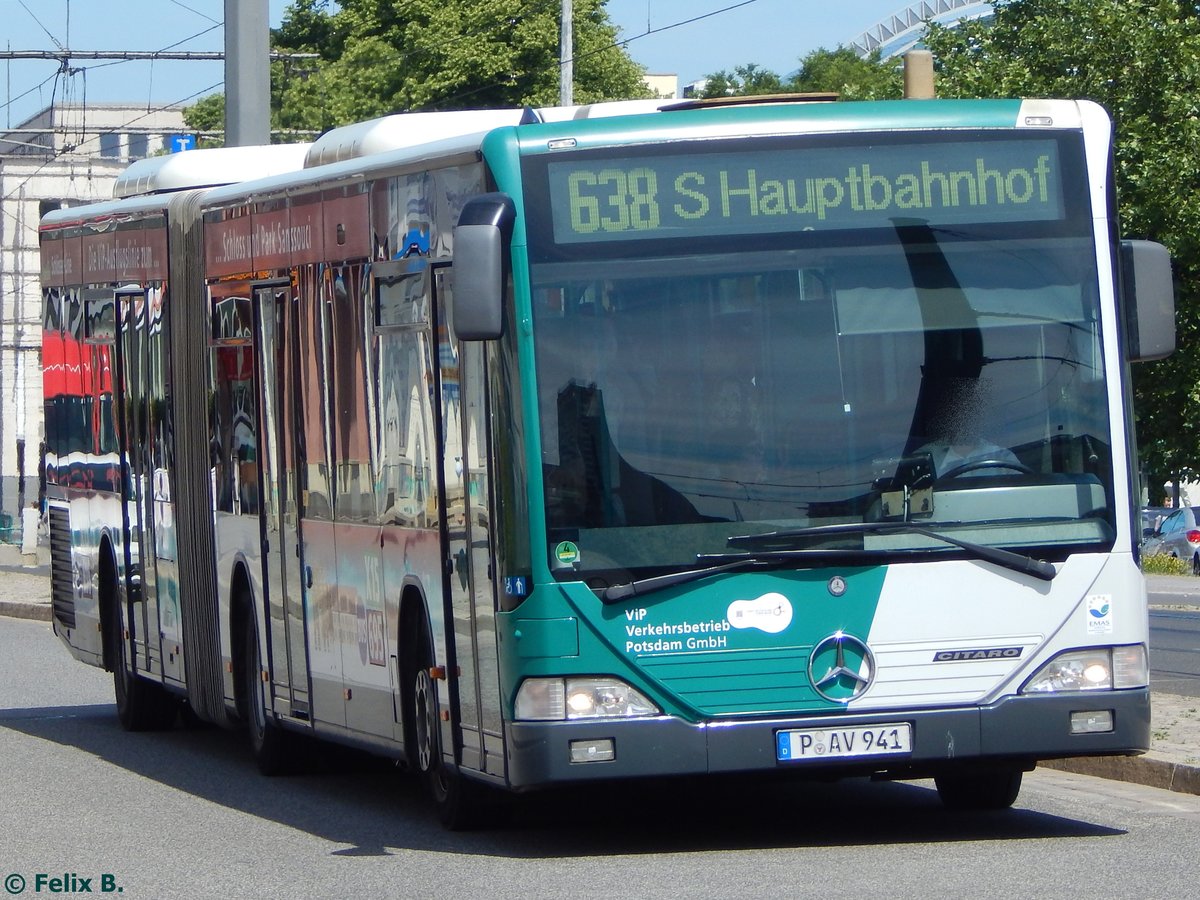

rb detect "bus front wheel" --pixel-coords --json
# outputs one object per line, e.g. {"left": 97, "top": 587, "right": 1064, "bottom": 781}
{"left": 934, "top": 767, "right": 1023, "bottom": 810}
{"left": 405, "top": 619, "right": 504, "bottom": 830}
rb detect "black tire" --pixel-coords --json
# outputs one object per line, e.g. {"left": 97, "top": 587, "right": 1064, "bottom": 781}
{"left": 108, "top": 584, "right": 176, "bottom": 732}
{"left": 935, "top": 768, "right": 1023, "bottom": 810}
{"left": 1192, "top": 554, "right": 1200, "bottom": 576}
{"left": 404, "top": 616, "right": 505, "bottom": 830}
{"left": 243, "top": 611, "right": 288, "bottom": 775}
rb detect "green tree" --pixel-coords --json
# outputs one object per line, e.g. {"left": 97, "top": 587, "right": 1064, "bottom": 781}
{"left": 189, "top": 0, "right": 650, "bottom": 139}
{"left": 181, "top": 93, "right": 225, "bottom": 147}
{"left": 790, "top": 47, "right": 902, "bottom": 100}
{"left": 699, "top": 47, "right": 900, "bottom": 100}
{"left": 924, "top": 0, "right": 1200, "bottom": 497}
{"left": 700, "top": 63, "right": 786, "bottom": 98}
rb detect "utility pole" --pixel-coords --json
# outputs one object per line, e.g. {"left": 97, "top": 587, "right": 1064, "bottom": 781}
{"left": 560, "top": 0, "right": 573, "bottom": 107}
{"left": 225, "top": 0, "right": 270, "bottom": 146}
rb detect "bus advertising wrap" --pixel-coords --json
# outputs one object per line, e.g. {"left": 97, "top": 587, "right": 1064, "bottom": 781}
{"left": 546, "top": 138, "right": 1065, "bottom": 244}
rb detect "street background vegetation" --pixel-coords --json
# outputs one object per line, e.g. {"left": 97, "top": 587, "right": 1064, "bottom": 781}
{"left": 186, "top": 0, "right": 1197, "bottom": 498}
{"left": 1142, "top": 553, "right": 1190, "bottom": 575}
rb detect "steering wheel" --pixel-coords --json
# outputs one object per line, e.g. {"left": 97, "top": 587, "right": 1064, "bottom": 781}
{"left": 936, "top": 458, "right": 1034, "bottom": 481}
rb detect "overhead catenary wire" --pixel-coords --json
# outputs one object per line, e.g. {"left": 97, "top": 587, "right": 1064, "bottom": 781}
{"left": 418, "top": 0, "right": 764, "bottom": 110}
{"left": 0, "top": 80, "right": 224, "bottom": 231}
{"left": 3, "top": 0, "right": 766, "bottom": 192}
{"left": 16, "top": 0, "right": 65, "bottom": 52}
{"left": 167, "top": 0, "right": 221, "bottom": 26}
{"left": 288, "top": 0, "right": 765, "bottom": 113}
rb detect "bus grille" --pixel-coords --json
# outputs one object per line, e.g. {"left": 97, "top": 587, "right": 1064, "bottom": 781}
{"left": 48, "top": 506, "right": 76, "bottom": 628}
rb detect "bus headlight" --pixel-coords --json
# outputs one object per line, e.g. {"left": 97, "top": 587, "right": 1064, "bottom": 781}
{"left": 515, "top": 677, "right": 660, "bottom": 721}
{"left": 1021, "top": 645, "right": 1148, "bottom": 694}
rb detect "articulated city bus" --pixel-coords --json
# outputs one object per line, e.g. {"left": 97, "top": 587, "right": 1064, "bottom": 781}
{"left": 40, "top": 95, "right": 1174, "bottom": 828}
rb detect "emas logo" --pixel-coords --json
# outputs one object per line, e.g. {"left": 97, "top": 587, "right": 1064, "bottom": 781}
{"left": 1087, "top": 593, "right": 1113, "bottom": 635}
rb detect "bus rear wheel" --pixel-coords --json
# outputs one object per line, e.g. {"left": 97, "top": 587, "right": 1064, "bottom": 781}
{"left": 107, "top": 590, "right": 175, "bottom": 732}
{"left": 934, "top": 767, "right": 1023, "bottom": 810}
{"left": 242, "top": 611, "right": 288, "bottom": 775}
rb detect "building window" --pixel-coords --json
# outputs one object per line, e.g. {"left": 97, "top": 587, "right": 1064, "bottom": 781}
{"left": 100, "top": 133, "right": 121, "bottom": 158}
{"left": 129, "top": 132, "right": 149, "bottom": 159}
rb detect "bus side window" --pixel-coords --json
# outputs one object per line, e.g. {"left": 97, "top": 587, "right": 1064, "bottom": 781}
{"left": 374, "top": 324, "right": 435, "bottom": 528}
{"left": 298, "top": 267, "right": 333, "bottom": 520}
{"left": 330, "top": 266, "right": 375, "bottom": 522}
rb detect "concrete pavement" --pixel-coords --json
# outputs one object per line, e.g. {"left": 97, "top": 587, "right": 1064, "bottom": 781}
{"left": 1, "top": 560, "right": 1197, "bottom": 797}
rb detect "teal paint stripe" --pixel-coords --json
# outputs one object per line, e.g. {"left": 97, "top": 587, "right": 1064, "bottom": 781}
{"left": 517, "top": 99, "right": 1026, "bottom": 156}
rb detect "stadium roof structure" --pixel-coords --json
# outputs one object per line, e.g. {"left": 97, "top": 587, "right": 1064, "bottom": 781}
{"left": 850, "top": 0, "right": 994, "bottom": 59}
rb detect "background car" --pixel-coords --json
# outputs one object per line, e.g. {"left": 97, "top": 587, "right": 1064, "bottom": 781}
{"left": 1141, "top": 505, "right": 1200, "bottom": 573}
{"left": 1141, "top": 505, "right": 1174, "bottom": 536}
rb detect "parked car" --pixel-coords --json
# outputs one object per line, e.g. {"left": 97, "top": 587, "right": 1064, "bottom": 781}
{"left": 1141, "top": 506, "right": 1200, "bottom": 573}
{"left": 1141, "top": 505, "right": 1174, "bottom": 536}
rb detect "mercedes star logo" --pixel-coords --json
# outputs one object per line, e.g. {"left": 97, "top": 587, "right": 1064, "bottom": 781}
{"left": 808, "top": 631, "right": 876, "bottom": 703}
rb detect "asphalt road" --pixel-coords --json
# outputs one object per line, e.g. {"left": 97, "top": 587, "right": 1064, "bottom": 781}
{"left": 1147, "top": 575, "right": 1200, "bottom": 697}
{"left": 4, "top": 616, "right": 1200, "bottom": 899}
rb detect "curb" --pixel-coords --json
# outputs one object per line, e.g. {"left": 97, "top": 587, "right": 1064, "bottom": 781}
{"left": 0, "top": 599, "right": 51, "bottom": 623}
{"left": 1040, "top": 755, "right": 1200, "bottom": 795}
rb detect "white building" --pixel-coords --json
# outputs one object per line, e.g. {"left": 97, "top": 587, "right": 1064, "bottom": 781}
{"left": 643, "top": 73, "right": 679, "bottom": 100}
{"left": 0, "top": 103, "right": 186, "bottom": 546}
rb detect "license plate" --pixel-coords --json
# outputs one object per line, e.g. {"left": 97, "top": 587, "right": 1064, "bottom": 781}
{"left": 776, "top": 723, "right": 912, "bottom": 762}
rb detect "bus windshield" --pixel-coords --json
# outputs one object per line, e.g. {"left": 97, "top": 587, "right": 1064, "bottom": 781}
{"left": 524, "top": 133, "right": 1111, "bottom": 579}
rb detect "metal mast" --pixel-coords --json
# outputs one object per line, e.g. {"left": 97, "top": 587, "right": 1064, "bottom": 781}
{"left": 560, "top": 0, "right": 573, "bottom": 107}
{"left": 225, "top": 0, "right": 270, "bottom": 146}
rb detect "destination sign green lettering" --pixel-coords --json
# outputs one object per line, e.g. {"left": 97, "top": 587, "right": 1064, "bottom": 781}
{"left": 546, "top": 139, "right": 1064, "bottom": 244}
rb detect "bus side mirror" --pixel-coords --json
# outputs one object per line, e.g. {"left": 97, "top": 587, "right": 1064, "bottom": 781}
{"left": 453, "top": 193, "right": 515, "bottom": 341}
{"left": 1121, "top": 239, "right": 1175, "bottom": 362}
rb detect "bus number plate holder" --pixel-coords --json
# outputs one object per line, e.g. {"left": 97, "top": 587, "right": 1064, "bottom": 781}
{"left": 776, "top": 723, "right": 912, "bottom": 762}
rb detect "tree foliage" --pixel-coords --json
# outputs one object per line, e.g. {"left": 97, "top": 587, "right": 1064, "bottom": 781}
{"left": 924, "top": 0, "right": 1200, "bottom": 497}
{"left": 790, "top": 48, "right": 903, "bottom": 100}
{"left": 700, "top": 64, "right": 786, "bottom": 98}
{"left": 700, "top": 48, "right": 901, "bottom": 100}
{"left": 185, "top": 0, "right": 649, "bottom": 139}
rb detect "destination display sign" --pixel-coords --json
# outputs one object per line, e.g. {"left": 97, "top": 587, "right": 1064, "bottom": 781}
{"left": 546, "top": 138, "right": 1066, "bottom": 244}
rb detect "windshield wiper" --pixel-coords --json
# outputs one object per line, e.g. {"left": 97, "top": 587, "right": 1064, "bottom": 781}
{"left": 600, "top": 522, "right": 1055, "bottom": 605}
{"left": 598, "top": 550, "right": 873, "bottom": 604}
{"left": 727, "top": 521, "right": 1057, "bottom": 582}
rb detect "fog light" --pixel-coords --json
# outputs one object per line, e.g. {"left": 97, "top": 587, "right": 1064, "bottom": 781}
{"left": 569, "top": 738, "right": 615, "bottom": 763}
{"left": 1070, "top": 710, "right": 1114, "bottom": 734}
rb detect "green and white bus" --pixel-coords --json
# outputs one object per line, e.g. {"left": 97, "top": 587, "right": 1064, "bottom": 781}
{"left": 41, "top": 95, "right": 1174, "bottom": 828}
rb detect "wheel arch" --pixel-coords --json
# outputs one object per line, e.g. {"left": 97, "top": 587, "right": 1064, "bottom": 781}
{"left": 398, "top": 579, "right": 435, "bottom": 673}
{"left": 97, "top": 533, "right": 120, "bottom": 673}
{"left": 228, "top": 559, "right": 257, "bottom": 721}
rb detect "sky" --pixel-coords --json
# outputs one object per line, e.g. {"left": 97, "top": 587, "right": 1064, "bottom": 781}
{"left": 0, "top": 0, "right": 917, "bottom": 128}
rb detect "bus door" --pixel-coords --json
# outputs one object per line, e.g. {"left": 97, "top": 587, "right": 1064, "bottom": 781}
{"left": 254, "top": 283, "right": 311, "bottom": 717}
{"left": 433, "top": 266, "right": 505, "bottom": 778}
{"left": 108, "top": 286, "right": 164, "bottom": 681}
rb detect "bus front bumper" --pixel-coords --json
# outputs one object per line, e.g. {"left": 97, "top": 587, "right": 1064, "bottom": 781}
{"left": 505, "top": 688, "right": 1150, "bottom": 789}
